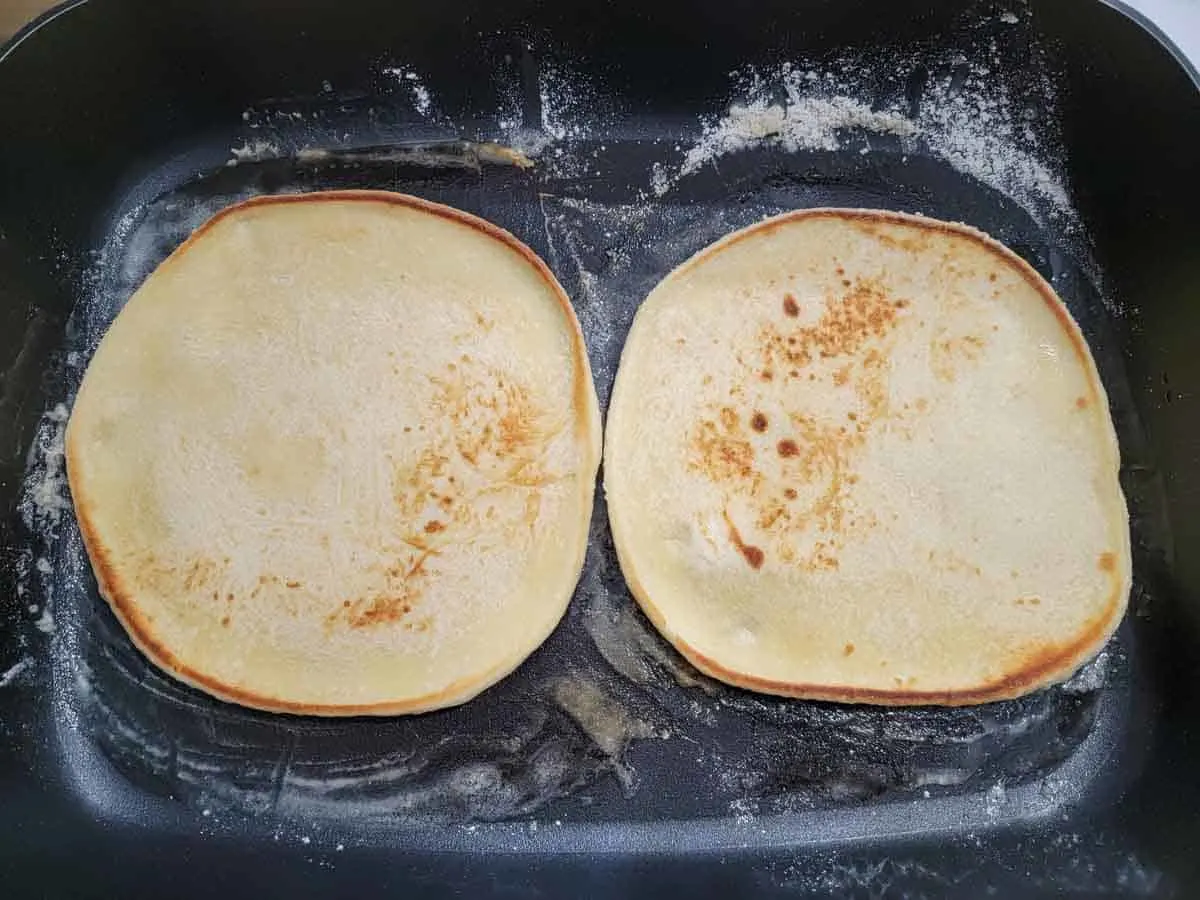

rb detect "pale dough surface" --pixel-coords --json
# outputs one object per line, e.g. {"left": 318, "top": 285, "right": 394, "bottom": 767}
{"left": 604, "top": 209, "right": 1129, "bottom": 705}
{"left": 67, "top": 191, "right": 601, "bottom": 715}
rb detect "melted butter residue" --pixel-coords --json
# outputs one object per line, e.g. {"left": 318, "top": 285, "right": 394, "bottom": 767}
{"left": 549, "top": 675, "right": 658, "bottom": 790}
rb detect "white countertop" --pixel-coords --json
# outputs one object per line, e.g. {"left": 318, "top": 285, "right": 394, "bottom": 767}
{"left": 1118, "top": 0, "right": 1200, "bottom": 72}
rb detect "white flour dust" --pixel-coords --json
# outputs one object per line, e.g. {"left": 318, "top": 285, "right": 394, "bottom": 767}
{"left": 676, "top": 94, "right": 916, "bottom": 178}
{"left": 381, "top": 66, "right": 434, "bottom": 117}
{"left": 226, "top": 140, "right": 282, "bottom": 166}
{"left": 652, "top": 56, "right": 1080, "bottom": 233}
{"left": 538, "top": 64, "right": 596, "bottom": 144}
{"left": 21, "top": 403, "right": 71, "bottom": 529}
{"left": 1061, "top": 651, "right": 1109, "bottom": 693}
{"left": 496, "top": 64, "right": 607, "bottom": 176}
{"left": 17, "top": 402, "right": 76, "bottom": 640}
{"left": 0, "top": 658, "right": 32, "bottom": 688}
{"left": 985, "top": 781, "right": 1007, "bottom": 817}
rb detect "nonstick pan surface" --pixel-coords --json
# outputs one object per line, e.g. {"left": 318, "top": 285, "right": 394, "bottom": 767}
{"left": 1, "top": 0, "right": 1198, "bottom": 896}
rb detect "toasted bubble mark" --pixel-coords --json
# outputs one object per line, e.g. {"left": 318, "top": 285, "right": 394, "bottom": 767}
{"left": 723, "top": 510, "right": 765, "bottom": 570}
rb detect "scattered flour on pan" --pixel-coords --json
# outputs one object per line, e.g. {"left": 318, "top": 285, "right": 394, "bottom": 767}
{"left": 22, "top": 403, "right": 71, "bottom": 529}
{"left": 1060, "top": 651, "right": 1109, "bottom": 694}
{"left": 673, "top": 95, "right": 916, "bottom": 181}
{"left": 653, "top": 57, "right": 1079, "bottom": 232}
{"left": 33, "top": 601, "right": 56, "bottom": 634}
{"left": 381, "top": 66, "right": 434, "bottom": 117}
{"left": 0, "top": 658, "right": 33, "bottom": 688}
{"left": 985, "top": 781, "right": 1007, "bottom": 817}
{"left": 916, "top": 63, "right": 1074, "bottom": 228}
{"left": 497, "top": 64, "right": 605, "bottom": 175}
{"left": 226, "top": 140, "right": 282, "bottom": 166}
{"left": 538, "top": 65, "right": 592, "bottom": 144}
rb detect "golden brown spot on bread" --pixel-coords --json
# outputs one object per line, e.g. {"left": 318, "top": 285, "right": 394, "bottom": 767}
{"left": 723, "top": 510, "right": 765, "bottom": 569}
{"left": 285, "top": 580, "right": 301, "bottom": 589}
{"left": 688, "top": 276, "right": 911, "bottom": 574}
{"left": 1075, "top": 396, "right": 1088, "bottom": 410}
{"left": 931, "top": 331, "right": 987, "bottom": 382}
{"left": 750, "top": 412, "right": 768, "bottom": 432}
{"left": 181, "top": 557, "right": 219, "bottom": 591}
{"left": 782, "top": 294, "right": 799, "bottom": 317}
{"left": 331, "top": 357, "right": 561, "bottom": 631}
{"left": 843, "top": 643, "right": 855, "bottom": 656}
{"left": 220, "top": 616, "right": 230, "bottom": 627}
{"left": 1098, "top": 552, "right": 1116, "bottom": 572}
{"left": 853, "top": 221, "right": 930, "bottom": 252}
{"left": 346, "top": 594, "right": 416, "bottom": 628}
{"left": 929, "top": 548, "right": 985, "bottom": 577}
{"left": 691, "top": 407, "right": 757, "bottom": 484}
{"left": 759, "top": 277, "right": 903, "bottom": 380}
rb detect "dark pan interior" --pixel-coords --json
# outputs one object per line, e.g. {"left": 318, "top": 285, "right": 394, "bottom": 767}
{"left": 1, "top": 0, "right": 1198, "bottom": 896}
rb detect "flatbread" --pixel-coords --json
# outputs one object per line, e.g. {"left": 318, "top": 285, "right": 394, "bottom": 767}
{"left": 67, "top": 190, "right": 601, "bottom": 715}
{"left": 604, "top": 208, "right": 1129, "bottom": 705}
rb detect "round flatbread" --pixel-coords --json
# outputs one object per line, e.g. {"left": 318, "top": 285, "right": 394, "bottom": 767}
{"left": 67, "top": 190, "right": 601, "bottom": 715}
{"left": 604, "top": 208, "right": 1129, "bottom": 705}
